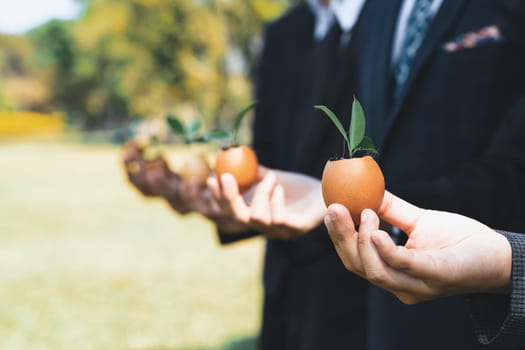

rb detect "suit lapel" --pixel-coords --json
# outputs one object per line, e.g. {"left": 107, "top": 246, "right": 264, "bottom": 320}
{"left": 379, "top": 0, "right": 468, "bottom": 149}
{"left": 289, "top": 21, "right": 341, "bottom": 171}
{"left": 278, "top": 5, "right": 316, "bottom": 170}
{"left": 361, "top": 0, "right": 403, "bottom": 146}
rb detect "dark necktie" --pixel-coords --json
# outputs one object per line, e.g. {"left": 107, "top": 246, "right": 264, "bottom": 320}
{"left": 393, "top": 0, "right": 434, "bottom": 98}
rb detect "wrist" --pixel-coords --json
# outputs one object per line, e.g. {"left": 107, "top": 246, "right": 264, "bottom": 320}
{"left": 490, "top": 233, "right": 513, "bottom": 294}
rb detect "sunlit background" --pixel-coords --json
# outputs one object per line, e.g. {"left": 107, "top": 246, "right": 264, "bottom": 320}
{"left": 0, "top": 1, "right": 297, "bottom": 349}
{"left": 0, "top": 0, "right": 82, "bottom": 35}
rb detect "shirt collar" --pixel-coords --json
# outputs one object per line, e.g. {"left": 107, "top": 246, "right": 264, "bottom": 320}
{"left": 307, "top": 0, "right": 336, "bottom": 40}
{"left": 330, "top": 0, "right": 367, "bottom": 32}
{"left": 307, "top": 0, "right": 367, "bottom": 40}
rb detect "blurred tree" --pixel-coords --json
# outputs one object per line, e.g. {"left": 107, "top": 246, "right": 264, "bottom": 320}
{"left": 0, "top": 34, "right": 51, "bottom": 111}
{"left": 2, "top": 0, "right": 298, "bottom": 132}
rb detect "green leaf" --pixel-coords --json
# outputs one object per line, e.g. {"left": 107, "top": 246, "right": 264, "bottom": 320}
{"left": 166, "top": 115, "right": 185, "bottom": 136}
{"left": 204, "top": 129, "right": 231, "bottom": 142}
{"left": 233, "top": 101, "right": 257, "bottom": 135}
{"left": 356, "top": 136, "right": 376, "bottom": 150}
{"left": 187, "top": 119, "right": 201, "bottom": 137}
{"left": 350, "top": 97, "right": 366, "bottom": 154}
{"left": 191, "top": 135, "right": 208, "bottom": 143}
{"left": 352, "top": 137, "right": 379, "bottom": 157}
{"left": 314, "top": 105, "right": 351, "bottom": 152}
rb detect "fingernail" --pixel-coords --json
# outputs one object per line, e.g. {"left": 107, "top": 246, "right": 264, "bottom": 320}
{"left": 325, "top": 214, "right": 336, "bottom": 222}
{"left": 361, "top": 210, "right": 369, "bottom": 224}
{"left": 324, "top": 214, "right": 336, "bottom": 229}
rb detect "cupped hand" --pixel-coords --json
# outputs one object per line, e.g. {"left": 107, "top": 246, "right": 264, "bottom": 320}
{"left": 122, "top": 142, "right": 219, "bottom": 216}
{"left": 207, "top": 166, "right": 326, "bottom": 239}
{"left": 325, "top": 191, "right": 512, "bottom": 304}
{"left": 122, "top": 142, "right": 156, "bottom": 197}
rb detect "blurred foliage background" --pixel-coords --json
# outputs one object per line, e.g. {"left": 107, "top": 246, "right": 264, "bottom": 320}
{"left": 0, "top": 0, "right": 298, "bottom": 137}
{"left": 0, "top": 0, "right": 299, "bottom": 349}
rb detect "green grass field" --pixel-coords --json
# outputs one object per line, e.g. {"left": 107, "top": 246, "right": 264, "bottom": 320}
{"left": 0, "top": 141, "right": 264, "bottom": 350}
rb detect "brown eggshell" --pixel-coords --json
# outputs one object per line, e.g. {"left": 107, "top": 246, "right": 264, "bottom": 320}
{"left": 215, "top": 145, "right": 259, "bottom": 193}
{"left": 321, "top": 156, "right": 385, "bottom": 225}
{"left": 181, "top": 155, "right": 211, "bottom": 183}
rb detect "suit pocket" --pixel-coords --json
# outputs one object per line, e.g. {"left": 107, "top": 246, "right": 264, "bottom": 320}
{"left": 441, "top": 24, "right": 504, "bottom": 53}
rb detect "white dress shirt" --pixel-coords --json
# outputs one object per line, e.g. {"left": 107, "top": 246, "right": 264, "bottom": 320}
{"left": 307, "top": 0, "right": 367, "bottom": 41}
{"left": 307, "top": 0, "right": 444, "bottom": 57}
{"left": 308, "top": 0, "right": 336, "bottom": 41}
{"left": 330, "top": 0, "right": 367, "bottom": 33}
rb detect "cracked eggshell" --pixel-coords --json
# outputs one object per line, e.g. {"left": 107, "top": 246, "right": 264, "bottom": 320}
{"left": 321, "top": 156, "right": 385, "bottom": 225}
{"left": 215, "top": 145, "right": 259, "bottom": 193}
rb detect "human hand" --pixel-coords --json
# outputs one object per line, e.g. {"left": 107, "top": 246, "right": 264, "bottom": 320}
{"left": 207, "top": 167, "right": 326, "bottom": 239}
{"left": 122, "top": 141, "right": 156, "bottom": 197}
{"left": 324, "top": 191, "right": 512, "bottom": 304}
{"left": 122, "top": 142, "right": 217, "bottom": 216}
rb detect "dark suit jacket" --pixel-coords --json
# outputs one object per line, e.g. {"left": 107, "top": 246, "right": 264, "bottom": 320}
{"left": 351, "top": 0, "right": 525, "bottom": 349}
{"left": 469, "top": 230, "right": 525, "bottom": 348}
{"left": 221, "top": 4, "right": 369, "bottom": 350}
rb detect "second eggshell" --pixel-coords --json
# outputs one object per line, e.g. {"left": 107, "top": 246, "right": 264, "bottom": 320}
{"left": 321, "top": 156, "right": 385, "bottom": 225}
{"left": 215, "top": 145, "right": 259, "bottom": 193}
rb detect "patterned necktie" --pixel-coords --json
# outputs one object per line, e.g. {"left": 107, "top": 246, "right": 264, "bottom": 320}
{"left": 393, "top": 0, "right": 434, "bottom": 98}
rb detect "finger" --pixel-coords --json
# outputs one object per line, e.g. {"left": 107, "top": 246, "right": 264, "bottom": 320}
{"left": 220, "top": 173, "right": 251, "bottom": 223}
{"left": 202, "top": 177, "right": 242, "bottom": 222}
{"left": 359, "top": 212, "right": 438, "bottom": 300}
{"left": 378, "top": 191, "right": 424, "bottom": 236}
{"left": 270, "top": 184, "right": 286, "bottom": 225}
{"left": 208, "top": 175, "right": 246, "bottom": 220}
{"left": 357, "top": 209, "right": 385, "bottom": 279}
{"left": 260, "top": 184, "right": 300, "bottom": 240}
{"left": 207, "top": 176, "right": 221, "bottom": 201}
{"left": 358, "top": 209, "right": 424, "bottom": 289}
{"left": 377, "top": 266, "right": 438, "bottom": 305}
{"left": 325, "top": 204, "right": 363, "bottom": 275}
{"left": 371, "top": 230, "right": 417, "bottom": 272}
{"left": 250, "top": 172, "right": 277, "bottom": 226}
{"left": 325, "top": 204, "right": 356, "bottom": 242}
{"left": 371, "top": 231, "right": 455, "bottom": 282}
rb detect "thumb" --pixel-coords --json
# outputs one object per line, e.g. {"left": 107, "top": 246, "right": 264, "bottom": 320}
{"left": 378, "top": 191, "right": 423, "bottom": 236}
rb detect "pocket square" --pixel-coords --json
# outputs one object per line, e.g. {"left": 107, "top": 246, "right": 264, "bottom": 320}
{"left": 442, "top": 25, "right": 503, "bottom": 52}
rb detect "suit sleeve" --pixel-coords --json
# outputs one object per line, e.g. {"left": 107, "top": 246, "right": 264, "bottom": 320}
{"left": 215, "top": 23, "right": 279, "bottom": 245}
{"left": 395, "top": 97, "right": 525, "bottom": 230}
{"left": 468, "top": 231, "right": 525, "bottom": 347}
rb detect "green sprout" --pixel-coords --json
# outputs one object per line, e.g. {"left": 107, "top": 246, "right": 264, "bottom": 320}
{"left": 166, "top": 115, "right": 205, "bottom": 144}
{"left": 204, "top": 102, "right": 257, "bottom": 146}
{"left": 314, "top": 97, "right": 378, "bottom": 158}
